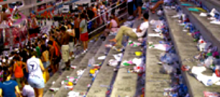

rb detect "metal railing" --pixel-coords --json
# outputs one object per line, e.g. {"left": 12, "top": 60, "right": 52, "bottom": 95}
{"left": 87, "top": 1, "right": 128, "bottom": 35}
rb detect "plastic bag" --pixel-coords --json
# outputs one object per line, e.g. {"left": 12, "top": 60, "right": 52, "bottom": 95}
{"left": 88, "top": 57, "right": 95, "bottom": 66}
{"left": 163, "top": 64, "right": 176, "bottom": 74}
{"left": 160, "top": 53, "right": 178, "bottom": 64}
{"left": 204, "top": 56, "right": 215, "bottom": 68}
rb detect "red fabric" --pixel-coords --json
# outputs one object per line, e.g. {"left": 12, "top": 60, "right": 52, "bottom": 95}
{"left": 14, "top": 61, "right": 24, "bottom": 78}
{"left": 80, "top": 32, "right": 89, "bottom": 41}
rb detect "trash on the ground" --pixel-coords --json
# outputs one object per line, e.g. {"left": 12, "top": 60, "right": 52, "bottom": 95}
{"left": 87, "top": 84, "right": 91, "bottom": 87}
{"left": 132, "top": 58, "right": 142, "bottom": 66}
{"left": 71, "top": 65, "right": 77, "bottom": 69}
{"left": 52, "top": 81, "right": 55, "bottom": 84}
{"left": 113, "top": 53, "right": 123, "bottom": 61}
{"left": 122, "top": 60, "right": 133, "bottom": 66}
{"left": 161, "top": 64, "right": 176, "bottom": 74}
{"left": 108, "top": 59, "right": 118, "bottom": 67}
{"left": 68, "top": 91, "right": 80, "bottom": 97}
{"left": 204, "top": 91, "right": 220, "bottom": 97}
{"left": 181, "top": 65, "right": 190, "bottom": 71}
{"left": 77, "top": 69, "right": 85, "bottom": 76}
{"left": 200, "top": 12, "right": 208, "bottom": 17}
{"left": 210, "top": 20, "right": 220, "bottom": 25}
{"left": 191, "top": 66, "right": 220, "bottom": 86}
{"left": 148, "top": 33, "right": 161, "bottom": 37}
{"left": 89, "top": 68, "right": 99, "bottom": 77}
{"left": 135, "top": 51, "right": 142, "bottom": 57}
{"left": 61, "top": 81, "right": 64, "bottom": 85}
{"left": 88, "top": 57, "right": 95, "bottom": 66}
{"left": 49, "top": 88, "right": 59, "bottom": 92}
{"left": 160, "top": 53, "right": 178, "bottom": 64}
{"left": 105, "top": 44, "right": 113, "bottom": 48}
{"left": 98, "top": 56, "right": 106, "bottom": 60}
{"left": 153, "top": 44, "right": 172, "bottom": 51}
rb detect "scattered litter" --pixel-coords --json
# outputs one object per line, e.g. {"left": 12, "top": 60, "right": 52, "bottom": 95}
{"left": 98, "top": 56, "right": 106, "bottom": 60}
{"left": 68, "top": 91, "right": 80, "bottom": 97}
{"left": 113, "top": 53, "right": 123, "bottom": 61}
{"left": 49, "top": 88, "right": 59, "bottom": 92}
{"left": 210, "top": 20, "right": 220, "bottom": 25}
{"left": 87, "top": 84, "right": 91, "bottom": 87}
{"left": 105, "top": 44, "right": 113, "bottom": 48}
{"left": 148, "top": 33, "right": 161, "bottom": 37}
{"left": 108, "top": 59, "right": 118, "bottom": 67}
{"left": 181, "top": 3, "right": 193, "bottom": 6}
{"left": 52, "top": 81, "right": 55, "bottom": 84}
{"left": 204, "top": 91, "right": 220, "bottom": 97}
{"left": 122, "top": 60, "right": 133, "bottom": 66}
{"left": 135, "top": 51, "right": 142, "bottom": 57}
{"left": 153, "top": 44, "right": 172, "bottom": 51}
{"left": 71, "top": 65, "right": 77, "bottom": 69}
{"left": 188, "top": 8, "right": 200, "bottom": 12}
{"left": 200, "top": 12, "right": 208, "bottom": 17}
{"left": 181, "top": 65, "right": 190, "bottom": 71}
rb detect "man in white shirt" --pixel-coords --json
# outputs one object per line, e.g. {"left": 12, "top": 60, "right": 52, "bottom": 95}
{"left": 110, "top": 12, "right": 149, "bottom": 51}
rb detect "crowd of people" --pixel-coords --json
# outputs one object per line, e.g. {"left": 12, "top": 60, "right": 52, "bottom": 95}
{"left": 0, "top": 0, "right": 129, "bottom": 97}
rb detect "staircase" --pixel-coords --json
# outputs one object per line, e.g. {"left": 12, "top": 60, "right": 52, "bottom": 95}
{"left": 41, "top": 0, "right": 220, "bottom": 96}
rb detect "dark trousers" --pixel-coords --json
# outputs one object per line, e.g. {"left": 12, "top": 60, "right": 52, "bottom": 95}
{"left": 128, "top": 2, "right": 134, "bottom": 15}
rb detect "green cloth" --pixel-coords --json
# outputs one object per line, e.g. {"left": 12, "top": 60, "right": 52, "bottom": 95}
{"left": 80, "top": 19, "right": 88, "bottom": 34}
{"left": 188, "top": 8, "right": 200, "bottom": 12}
{"left": 181, "top": 3, "right": 193, "bottom": 6}
{"left": 207, "top": 53, "right": 212, "bottom": 56}
{"left": 36, "top": 46, "right": 41, "bottom": 57}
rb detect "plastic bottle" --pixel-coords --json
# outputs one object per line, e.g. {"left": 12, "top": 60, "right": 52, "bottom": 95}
{"left": 88, "top": 57, "right": 95, "bottom": 66}
{"left": 215, "top": 66, "right": 220, "bottom": 77}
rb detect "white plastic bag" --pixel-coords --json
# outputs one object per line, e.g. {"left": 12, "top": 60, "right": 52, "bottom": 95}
{"left": 88, "top": 57, "right": 95, "bottom": 66}
{"left": 204, "top": 56, "right": 215, "bottom": 68}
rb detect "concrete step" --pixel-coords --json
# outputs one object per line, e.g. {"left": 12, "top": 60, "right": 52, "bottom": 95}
{"left": 144, "top": 13, "right": 172, "bottom": 97}
{"left": 70, "top": 35, "right": 117, "bottom": 96}
{"left": 86, "top": 38, "right": 131, "bottom": 96}
{"left": 164, "top": 5, "right": 220, "bottom": 97}
{"left": 54, "top": 36, "right": 115, "bottom": 97}
{"left": 109, "top": 20, "right": 144, "bottom": 97}
{"left": 43, "top": 46, "right": 84, "bottom": 94}
{"left": 43, "top": 39, "right": 102, "bottom": 97}
{"left": 195, "top": 0, "right": 220, "bottom": 12}
{"left": 177, "top": 1, "right": 220, "bottom": 50}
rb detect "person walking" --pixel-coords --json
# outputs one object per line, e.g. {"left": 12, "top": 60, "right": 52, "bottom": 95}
{"left": 80, "top": 14, "right": 89, "bottom": 54}
{"left": 27, "top": 53, "right": 45, "bottom": 97}
{"left": 13, "top": 56, "right": 26, "bottom": 89}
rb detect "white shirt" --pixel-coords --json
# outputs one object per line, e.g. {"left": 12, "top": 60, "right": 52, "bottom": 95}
{"left": 27, "top": 57, "right": 43, "bottom": 80}
{"left": 133, "top": 21, "right": 149, "bottom": 37}
{"left": 22, "top": 85, "right": 35, "bottom": 97}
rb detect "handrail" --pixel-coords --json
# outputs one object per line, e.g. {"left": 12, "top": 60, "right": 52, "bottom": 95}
{"left": 88, "top": 2, "right": 127, "bottom": 35}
